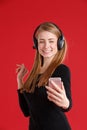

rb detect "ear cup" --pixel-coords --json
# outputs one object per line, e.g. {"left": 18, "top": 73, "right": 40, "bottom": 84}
{"left": 33, "top": 25, "right": 40, "bottom": 50}
{"left": 33, "top": 37, "right": 38, "bottom": 49}
{"left": 57, "top": 35, "right": 64, "bottom": 50}
{"left": 49, "top": 22, "right": 65, "bottom": 50}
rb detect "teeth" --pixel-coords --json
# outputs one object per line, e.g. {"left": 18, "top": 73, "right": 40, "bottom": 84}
{"left": 43, "top": 50, "right": 51, "bottom": 53}
{"left": 44, "top": 51, "right": 49, "bottom": 53}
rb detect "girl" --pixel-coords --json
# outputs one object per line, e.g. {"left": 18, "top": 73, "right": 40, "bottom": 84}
{"left": 16, "top": 22, "right": 72, "bottom": 130}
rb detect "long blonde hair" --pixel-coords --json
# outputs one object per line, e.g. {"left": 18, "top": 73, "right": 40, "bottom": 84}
{"left": 23, "top": 22, "right": 67, "bottom": 93}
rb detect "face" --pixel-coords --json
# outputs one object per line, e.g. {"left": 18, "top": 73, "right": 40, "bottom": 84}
{"left": 37, "top": 31, "right": 58, "bottom": 60}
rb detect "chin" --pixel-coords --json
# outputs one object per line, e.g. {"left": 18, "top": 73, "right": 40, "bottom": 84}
{"left": 42, "top": 54, "right": 56, "bottom": 58}
{"left": 39, "top": 51, "right": 57, "bottom": 58}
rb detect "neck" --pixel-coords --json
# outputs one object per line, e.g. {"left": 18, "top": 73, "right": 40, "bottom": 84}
{"left": 40, "top": 57, "right": 53, "bottom": 74}
{"left": 43, "top": 57, "right": 53, "bottom": 66}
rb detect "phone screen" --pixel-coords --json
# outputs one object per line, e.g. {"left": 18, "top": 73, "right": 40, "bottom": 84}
{"left": 49, "top": 77, "right": 62, "bottom": 88}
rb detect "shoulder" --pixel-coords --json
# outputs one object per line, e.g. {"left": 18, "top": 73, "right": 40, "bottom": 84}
{"left": 52, "top": 64, "right": 71, "bottom": 78}
{"left": 56, "top": 64, "right": 70, "bottom": 72}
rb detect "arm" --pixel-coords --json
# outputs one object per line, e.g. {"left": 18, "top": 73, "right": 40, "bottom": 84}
{"left": 17, "top": 89, "right": 30, "bottom": 117}
{"left": 58, "top": 65, "right": 72, "bottom": 112}
{"left": 46, "top": 64, "right": 72, "bottom": 112}
{"left": 16, "top": 64, "right": 30, "bottom": 117}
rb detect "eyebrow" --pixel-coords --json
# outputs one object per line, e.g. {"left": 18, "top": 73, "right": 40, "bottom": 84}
{"left": 39, "top": 38, "right": 55, "bottom": 40}
{"left": 48, "top": 38, "right": 55, "bottom": 40}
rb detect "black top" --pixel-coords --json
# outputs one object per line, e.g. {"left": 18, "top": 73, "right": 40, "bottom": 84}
{"left": 17, "top": 64, "right": 72, "bottom": 130}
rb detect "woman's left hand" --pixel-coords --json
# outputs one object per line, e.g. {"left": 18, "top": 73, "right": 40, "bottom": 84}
{"left": 45, "top": 80, "right": 69, "bottom": 109}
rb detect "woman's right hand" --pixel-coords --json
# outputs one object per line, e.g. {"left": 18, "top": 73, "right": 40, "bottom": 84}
{"left": 16, "top": 64, "right": 28, "bottom": 89}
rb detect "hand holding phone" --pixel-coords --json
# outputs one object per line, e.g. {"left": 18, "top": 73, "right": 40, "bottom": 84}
{"left": 49, "top": 77, "right": 62, "bottom": 89}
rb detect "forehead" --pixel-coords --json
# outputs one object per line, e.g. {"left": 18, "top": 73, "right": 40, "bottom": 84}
{"left": 37, "top": 31, "right": 57, "bottom": 40}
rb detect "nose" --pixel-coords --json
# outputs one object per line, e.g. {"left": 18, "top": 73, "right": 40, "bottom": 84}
{"left": 44, "top": 41, "right": 49, "bottom": 49}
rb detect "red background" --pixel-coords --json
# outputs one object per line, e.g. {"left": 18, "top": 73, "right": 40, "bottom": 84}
{"left": 0, "top": 0, "right": 87, "bottom": 130}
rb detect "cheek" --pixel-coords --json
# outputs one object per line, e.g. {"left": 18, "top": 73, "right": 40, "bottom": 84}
{"left": 38, "top": 44, "right": 44, "bottom": 49}
{"left": 52, "top": 44, "right": 58, "bottom": 50}
{"left": 38, "top": 45, "right": 43, "bottom": 51}
{"left": 38, "top": 45, "right": 43, "bottom": 53}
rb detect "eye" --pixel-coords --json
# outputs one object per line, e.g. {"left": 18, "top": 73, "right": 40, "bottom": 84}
{"left": 49, "top": 41, "right": 54, "bottom": 43}
{"left": 38, "top": 40, "right": 44, "bottom": 43}
{"left": 38, "top": 41, "right": 45, "bottom": 43}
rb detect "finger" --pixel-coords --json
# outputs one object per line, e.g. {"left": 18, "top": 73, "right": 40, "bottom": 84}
{"left": 16, "top": 64, "right": 24, "bottom": 67}
{"left": 16, "top": 64, "right": 23, "bottom": 70}
{"left": 61, "top": 82, "right": 64, "bottom": 90}
{"left": 16, "top": 64, "right": 22, "bottom": 67}
{"left": 61, "top": 82, "right": 65, "bottom": 91}
{"left": 46, "top": 86, "right": 61, "bottom": 97}
{"left": 16, "top": 65, "right": 22, "bottom": 72}
{"left": 23, "top": 69, "right": 28, "bottom": 75}
{"left": 48, "top": 95, "right": 62, "bottom": 107}
{"left": 47, "top": 91, "right": 62, "bottom": 101}
{"left": 16, "top": 67, "right": 21, "bottom": 73}
{"left": 22, "top": 67, "right": 27, "bottom": 73}
{"left": 21, "top": 64, "right": 25, "bottom": 67}
{"left": 49, "top": 80, "right": 62, "bottom": 92}
{"left": 22, "top": 66, "right": 28, "bottom": 74}
{"left": 16, "top": 65, "right": 26, "bottom": 73}
{"left": 46, "top": 86, "right": 62, "bottom": 100}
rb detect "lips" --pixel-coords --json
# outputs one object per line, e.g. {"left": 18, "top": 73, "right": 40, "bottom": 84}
{"left": 43, "top": 50, "right": 52, "bottom": 53}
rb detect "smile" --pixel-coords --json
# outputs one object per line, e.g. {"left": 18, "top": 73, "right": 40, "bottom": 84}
{"left": 43, "top": 50, "right": 52, "bottom": 53}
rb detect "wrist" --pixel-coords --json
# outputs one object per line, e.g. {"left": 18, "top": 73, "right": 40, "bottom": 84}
{"left": 17, "top": 79, "right": 24, "bottom": 89}
{"left": 63, "top": 98, "right": 69, "bottom": 109}
{"left": 17, "top": 76, "right": 23, "bottom": 82}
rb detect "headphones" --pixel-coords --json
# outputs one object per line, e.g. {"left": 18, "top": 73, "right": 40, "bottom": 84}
{"left": 33, "top": 22, "right": 65, "bottom": 50}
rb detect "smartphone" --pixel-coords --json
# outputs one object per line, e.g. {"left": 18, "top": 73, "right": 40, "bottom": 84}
{"left": 49, "top": 77, "right": 62, "bottom": 89}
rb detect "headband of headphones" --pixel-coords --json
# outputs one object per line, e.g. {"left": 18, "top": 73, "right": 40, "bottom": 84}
{"left": 33, "top": 22, "right": 65, "bottom": 50}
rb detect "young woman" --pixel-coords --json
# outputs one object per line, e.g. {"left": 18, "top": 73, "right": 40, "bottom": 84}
{"left": 16, "top": 22, "right": 72, "bottom": 130}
